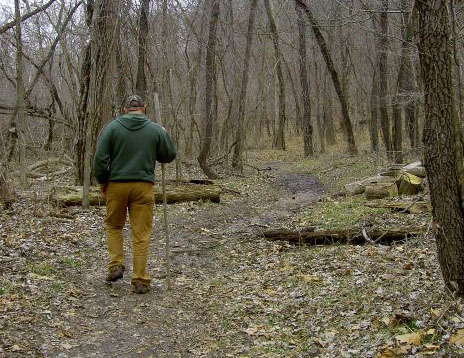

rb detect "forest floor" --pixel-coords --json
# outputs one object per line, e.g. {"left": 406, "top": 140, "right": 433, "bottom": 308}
{"left": 1, "top": 139, "right": 464, "bottom": 358}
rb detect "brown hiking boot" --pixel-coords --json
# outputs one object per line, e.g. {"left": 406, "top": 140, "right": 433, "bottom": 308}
{"left": 133, "top": 283, "right": 149, "bottom": 294}
{"left": 106, "top": 265, "right": 125, "bottom": 282}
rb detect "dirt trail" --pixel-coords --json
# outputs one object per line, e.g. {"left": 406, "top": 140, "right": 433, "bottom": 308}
{"left": 38, "top": 165, "right": 323, "bottom": 358}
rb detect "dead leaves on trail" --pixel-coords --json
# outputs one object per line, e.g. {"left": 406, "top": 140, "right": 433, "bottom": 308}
{"left": 1, "top": 161, "right": 464, "bottom": 357}
{"left": 189, "top": 234, "right": 461, "bottom": 357}
{"left": 450, "top": 329, "right": 464, "bottom": 347}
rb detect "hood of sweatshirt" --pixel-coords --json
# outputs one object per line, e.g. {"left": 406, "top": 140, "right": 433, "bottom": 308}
{"left": 116, "top": 113, "right": 151, "bottom": 131}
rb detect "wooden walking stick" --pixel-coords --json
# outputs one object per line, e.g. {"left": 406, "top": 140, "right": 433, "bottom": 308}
{"left": 161, "top": 163, "right": 172, "bottom": 290}
{"left": 153, "top": 93, "right": 171, "bottom": 290}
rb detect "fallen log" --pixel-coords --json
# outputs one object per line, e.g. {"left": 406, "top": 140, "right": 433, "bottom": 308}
{"left": 51, "top": 184, "right": 222, "bottom": 207}
{"left": 365, "top": 182, "right": 398, "bottom": 200}
{"left": 344, "top": 175, "right": 397, "bottom": 196}
{"left": 27, "top": 158, "right": 72, "bottom": 172}
{"left": 344, "top": 180, "right": 365, "bottom": 196}
{"left": 29, "top": 168, "right": 72, "bottom": 179}
{"left": 262, "top": 226, "right": 423, "bottom": 245}
{"left": 364, "top": 199, "right": 430, "bottom": 214}
{"left": 402, "top": 161, "right": 426, "bottom": 178}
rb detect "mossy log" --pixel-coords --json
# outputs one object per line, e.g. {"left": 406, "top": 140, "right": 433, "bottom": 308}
{"left": 262, "top": 226, "right": 422, "bottom": 245}
{"left": 52, "top": 184, "right": 221, "bottom": 207}
{"left": 344, "top": 180, "right": 365, "bottom": 195}
{"left": 365, "top": 182, "right": 398, "bottom": 200}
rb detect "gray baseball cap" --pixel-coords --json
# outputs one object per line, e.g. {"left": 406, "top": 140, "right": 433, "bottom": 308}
{"left": 125, "top": 95, "right": 145, "bottom": 109}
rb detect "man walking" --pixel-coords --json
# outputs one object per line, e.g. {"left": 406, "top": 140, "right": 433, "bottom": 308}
{"left": 93, "top": 95, "right": 176, "bottom": 294}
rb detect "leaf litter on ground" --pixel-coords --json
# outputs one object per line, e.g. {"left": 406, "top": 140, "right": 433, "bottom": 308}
{"left": 1, "top": 141, "right": 464, "bottom": 357}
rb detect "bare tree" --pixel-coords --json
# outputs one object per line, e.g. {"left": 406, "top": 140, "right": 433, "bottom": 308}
{"left": 295, "top": 1, "right": 313, "bottom": 157}
{"left": 295, "top": 0, "right": 357, "bottom": 155}
{"left": 0, "top": 0, "right": 56, "bottom": 35}
{"left": 264, "top": 0, "right": 286, "bottom": 150}
{"left": 13, "top": 0, "right": 26, "bottom": 185}
{"left": 231, "top": 0, "right": 258, "bottom": 170}
{"left": 198, "top": 0, "right": 220, "bottom": 179}
{"left": 136, "top": 0, "right": 150, "bottom": 99}
{"left": 378, "top": 0, "right": 392, "bottom": 156}
{"left": 82, "top": 0, "right": 119, "bottom": 207}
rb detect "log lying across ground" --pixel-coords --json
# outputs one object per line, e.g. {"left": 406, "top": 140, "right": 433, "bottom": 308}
{"left": 364, "top": 200, "right": 430, "bottom": 214}
{"left": 262, "top": 226, "right": 423, "bottom": 245}
{"left": 25, "top": 158, "right": 74, "bottom": 179}
{"left": 52, "top": 183, "right": 222, "bottom": 207}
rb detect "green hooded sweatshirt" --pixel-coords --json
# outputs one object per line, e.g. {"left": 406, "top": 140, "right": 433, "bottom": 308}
{"left": 93, "top": 113, "right": 177, "bottom": 184}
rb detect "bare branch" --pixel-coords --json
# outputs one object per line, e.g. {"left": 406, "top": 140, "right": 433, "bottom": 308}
{"left": 0, "top": 0, "right": 56, "bottom": 35}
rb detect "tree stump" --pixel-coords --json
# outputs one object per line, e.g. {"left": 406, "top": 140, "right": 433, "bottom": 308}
{"left": 397, "top": 172, "right": 423, "bottom": 195}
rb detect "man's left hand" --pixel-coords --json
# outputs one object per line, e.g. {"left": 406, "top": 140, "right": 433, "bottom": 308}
{"left": 99, "top": 183, "right": 108, "bottom": 195}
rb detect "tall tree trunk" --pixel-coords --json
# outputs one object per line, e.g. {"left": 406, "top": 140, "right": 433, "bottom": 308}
{"left": 14, "top": 0, "right": 26, "bottom": 185}
{"left": 135, "top": 0, "right": 150, "bottom": 99}
{"left": 82, "top": 0, "right": 119, "bottom": 207}
{"left": 185, "top": 40, "right": 197, "bottom": 159}
{"left": 324, "top": 72, "right": 335, "bottom": 145}
{"left": 0, "top": 163, "right": 14, "bottom": 209}
{"left": 392, "top": 99, "right": 402, "bottom": 163}
{"left": 161, "top": 0, "right": 175, "bottom": 131}
{"left": 295, "top": 0, "right": 357, "bottom": 155}
{"left": 340, "top": 1, "right": 353, "bottom": 129}
{"left": 76, "top": 1, "right": 93, "bottom": 185}
{"left": 231, "top": 0, "right": 258, "bottom": 170}
{"left": 418, "top": 0, "right": 464, "bottom": 295}
{"left": 264, "top": 0, "right": 286, "bottom": 150}
{"left": 197, "top": 0, "right": 220, "bottom": 179}
{"left": 400, "top": 0, "right": 419, "bottom": 151}
{"left": 378, "top": 0, "right": 392, "bottom": 156}
{"left": 183, "top": 0, "right": 208, "bottom": 159}
{"left": 115, "top": 15, "right": 126, "bottom": 113}
{"left": 46, "top": 104, "right": 55, "bottom": 151}
{"left": 295, "top": 1, "right": 313, "bottom": 156}
{"left": 393, "top": 0, "right": 416, "bottom": 164}
{"left": 313, "top": 45, "right": 325, "bottom": 153}
{"left": 220, "top": 0, "right": 238, "bottom": 165}
{"left": 370, "top": 70, "right": 379, "bottom": 153}
{"left": 450, "top": 0, "right": 464, "bottom": 124}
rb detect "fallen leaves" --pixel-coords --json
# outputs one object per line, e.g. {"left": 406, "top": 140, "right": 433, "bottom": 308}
{"left": 395, "top": 331, "right": 422, "bottom": 346}
{"left": 0, "top": 157, "right": 462, "bottom": 358}
{"left": 61, "top": 343, "right": 73, "bottom": 350}
{"left": 299, "top": 273, "right": 323, "bottom": 283}
{"left": 450, "top": 329, "right": 464, "bottom": 347}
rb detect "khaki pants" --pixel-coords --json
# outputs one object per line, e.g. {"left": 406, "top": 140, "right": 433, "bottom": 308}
{"left": 105, "top": 182, "right": 154, "bottom": 286}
